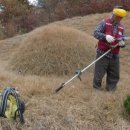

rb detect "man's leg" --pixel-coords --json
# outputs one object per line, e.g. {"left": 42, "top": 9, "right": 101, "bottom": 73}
{"left": 106, "top": 56, "right": 119, "bottom": 91}
{"left": 93, "top": 52, "right": 109, "bottom": 89}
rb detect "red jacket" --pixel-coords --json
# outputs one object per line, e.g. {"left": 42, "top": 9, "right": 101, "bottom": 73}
{"left": 98, "top": 17, "right": 124, "bottom": 54}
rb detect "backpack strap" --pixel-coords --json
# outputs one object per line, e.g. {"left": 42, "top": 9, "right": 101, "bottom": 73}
{"left": 0, "top": 87, "right": 11, "bottom": 117}
{"left": 13, "top": 90, "right": 25, "bottom": 123}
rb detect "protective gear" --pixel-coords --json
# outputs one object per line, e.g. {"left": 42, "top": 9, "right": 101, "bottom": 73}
{"left": 118, "top": 40, "right": 125, "bottom": 47}
{"left": 113, "top": 8, "right": 127, "bottom": 17}
{"left": 106, "top": 35, "right": 115, "bottom": 43}
{"left": 98, "top": 17, "right": 124, "bottom": 54}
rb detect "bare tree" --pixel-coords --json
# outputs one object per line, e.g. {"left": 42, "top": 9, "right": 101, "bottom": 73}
{"left": 37, "top": 0, "right": 61, "bottom": 21}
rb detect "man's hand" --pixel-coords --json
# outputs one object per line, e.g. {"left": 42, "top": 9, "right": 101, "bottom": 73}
{"left": 106, "top": 35, "right": 115, "bottom": 43}
{"left": 118, "top": 40, "right": 125, "bottom": 47}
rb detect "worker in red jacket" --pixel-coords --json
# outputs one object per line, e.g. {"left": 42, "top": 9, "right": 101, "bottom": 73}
{"left": 93, "top": 7, "right": 127, "bottom": 91}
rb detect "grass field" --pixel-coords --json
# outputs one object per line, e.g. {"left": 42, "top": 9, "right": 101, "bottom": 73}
{"left": 0, "top": 12, "right": 130, "bottom": 130}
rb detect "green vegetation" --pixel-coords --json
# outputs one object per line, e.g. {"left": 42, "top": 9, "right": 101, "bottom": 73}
{"left": 124, "top": 95, "right": 130, "bottom": 114}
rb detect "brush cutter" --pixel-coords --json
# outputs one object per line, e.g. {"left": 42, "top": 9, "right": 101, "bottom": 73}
{"left": 55, "top": 37, "right": 130, "bottom": 93}
{"left": 116, "top": 36, "right": 130, "bottom": 40}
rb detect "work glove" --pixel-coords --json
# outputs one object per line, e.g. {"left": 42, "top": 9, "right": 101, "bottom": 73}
{"left": 106, "top": 35, "right": 115, "bottom": 43}
{"left": 118, "top": 40, "right": 125, "bottom": 47}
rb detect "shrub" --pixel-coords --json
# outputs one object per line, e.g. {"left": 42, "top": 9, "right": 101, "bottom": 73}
{"left": 124, "top": 95, "right": 130, "bottom": 114}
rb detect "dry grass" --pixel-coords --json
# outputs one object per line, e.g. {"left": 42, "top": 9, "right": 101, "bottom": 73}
{"left": 53, "top": 12, "right": 112, "bottom": 35}
{"left": 0, "top": 12, "right": 130, "bottom": 130}
{"left": 9, "top": 24, "right": 96, "bottom": 76}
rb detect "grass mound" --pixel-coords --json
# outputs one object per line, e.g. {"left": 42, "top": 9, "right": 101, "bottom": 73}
{"left": 9, "top": 24, "right": 97, "bottom": 76}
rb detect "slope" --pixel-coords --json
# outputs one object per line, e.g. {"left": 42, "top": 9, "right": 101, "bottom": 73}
{"left": 0, "top": 12, "right": 129, "bottom": 130}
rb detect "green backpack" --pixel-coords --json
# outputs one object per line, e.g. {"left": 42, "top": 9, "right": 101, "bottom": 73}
{"left": 0, "top": 87, "right": 25, "bottom": 123}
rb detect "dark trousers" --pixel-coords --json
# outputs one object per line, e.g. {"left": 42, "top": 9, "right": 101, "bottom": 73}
{"left": 93, "top": 52, "right": 120, "bottom": 91}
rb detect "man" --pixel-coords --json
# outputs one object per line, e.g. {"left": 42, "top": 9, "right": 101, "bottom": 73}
{"left": 93, "top": 7, "right": 127, "bottom": 91}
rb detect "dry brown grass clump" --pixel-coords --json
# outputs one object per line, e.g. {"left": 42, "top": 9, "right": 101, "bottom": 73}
{"left": 9, "top": 24, "right": 97, "bottom": 76}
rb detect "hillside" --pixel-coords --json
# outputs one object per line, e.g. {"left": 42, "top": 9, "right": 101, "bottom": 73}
{"left": 0, "top": 12, "right": 130, "bottom": 130}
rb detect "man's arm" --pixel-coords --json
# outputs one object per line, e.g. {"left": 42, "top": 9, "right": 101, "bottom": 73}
{"left": 93, "top": 20, "right": 106, "bottom": 41}
{"left": 118, "top": 27, "right": 126, "bottom": 48}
